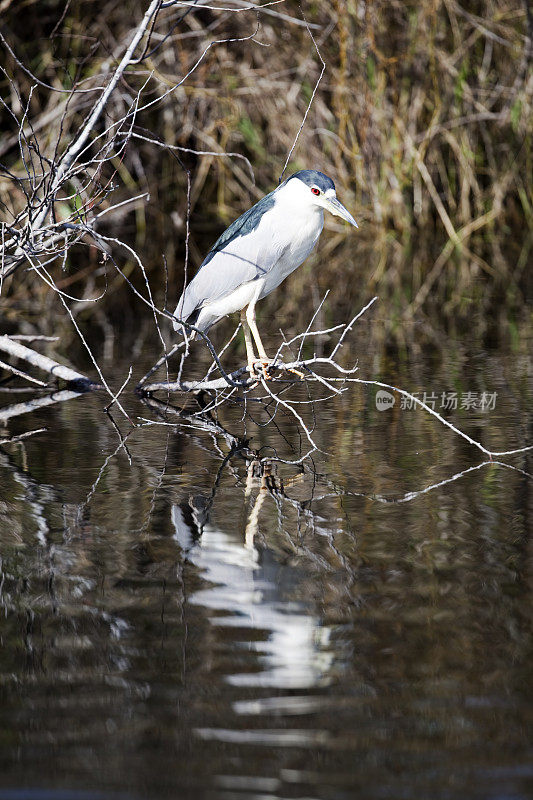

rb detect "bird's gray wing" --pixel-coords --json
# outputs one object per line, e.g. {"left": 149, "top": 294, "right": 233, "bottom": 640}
{"left": 174, "top": 188, "right": 283, "bottom": 322}
{"left": 202, "top": 187, "right": 278, "bottom": 267}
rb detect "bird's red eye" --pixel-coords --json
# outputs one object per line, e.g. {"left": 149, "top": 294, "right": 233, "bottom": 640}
{"left": 311, "top": 187, "right": 320, "bottom": 196}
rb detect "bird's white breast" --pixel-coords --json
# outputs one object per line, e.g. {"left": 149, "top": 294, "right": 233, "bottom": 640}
{"left": 259, "top": 189, "right": 324, "bottom": 297}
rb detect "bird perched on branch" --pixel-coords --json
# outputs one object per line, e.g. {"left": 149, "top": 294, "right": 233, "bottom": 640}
{"left": 172, "top": 169, "right": 358, "bottom": 376}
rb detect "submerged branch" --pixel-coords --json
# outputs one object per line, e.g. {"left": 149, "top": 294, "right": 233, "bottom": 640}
{"left": 0, "top": 389, "right": 85, "bottom": 423}
{"left": 0, "top": 427, "right": 47, "bottom": 445}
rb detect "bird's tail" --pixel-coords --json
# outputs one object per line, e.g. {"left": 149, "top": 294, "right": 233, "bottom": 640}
{"left": 172, "top": 298, "right": 201, "bottom": 338}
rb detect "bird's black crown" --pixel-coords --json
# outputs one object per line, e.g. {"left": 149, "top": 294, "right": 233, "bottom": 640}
{"left": 288, "top": 170, "right": 335, "bottom": 193}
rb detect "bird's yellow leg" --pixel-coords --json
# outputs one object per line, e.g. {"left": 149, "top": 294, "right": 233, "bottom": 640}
{"left": 246, "top": 301, "right": 274, "bottom": 379}
{"left": 240, "top": 309, "right": 258, "bottom": 377}
{"left": 246, "top": 298, "right": 269, "bottom": 360}
{"left": 245, "top": 301, "right": 304, "bottom": 380}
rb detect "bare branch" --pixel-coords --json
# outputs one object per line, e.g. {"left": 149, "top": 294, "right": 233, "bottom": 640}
{"left": 0, "top": 335, "right": 100, "bottom": 389}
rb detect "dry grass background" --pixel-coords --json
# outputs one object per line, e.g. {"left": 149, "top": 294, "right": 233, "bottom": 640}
{"left": 0, "top": 0, "right": 531, "bottom": 354}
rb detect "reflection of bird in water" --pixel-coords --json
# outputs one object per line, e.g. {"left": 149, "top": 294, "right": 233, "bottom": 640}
{"left": 170, "top": 465, "right": 335, "bottom": 689}
{"left": 172, "top": 460, "right": 283, "bottom": 551}
{"left": 188, "top": 494, "right": 212, "bottom": 535}
{"left": 172, "top": 494, "right": 212, "bottom": 547}
{"left": 246, "top": 459, "right": 284, "bottom": 496}
{"left": 173, "top": 170, "right": 357, "bottom": 376}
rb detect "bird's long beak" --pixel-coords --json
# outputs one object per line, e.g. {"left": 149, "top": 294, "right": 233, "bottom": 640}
{"left": 323, "top": 196, "right": 358, "bottom": 228}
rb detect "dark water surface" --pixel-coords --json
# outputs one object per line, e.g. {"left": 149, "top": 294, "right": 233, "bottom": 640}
{"left": 0, "top": 316, "right": 532, "bottom": 800}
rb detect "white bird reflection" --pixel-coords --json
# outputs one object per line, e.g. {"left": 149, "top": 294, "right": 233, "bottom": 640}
{"left": 171, "top": 473, "right": 334, "bottom": 690}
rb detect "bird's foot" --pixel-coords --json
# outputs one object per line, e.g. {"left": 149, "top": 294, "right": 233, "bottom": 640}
{"left": 286, "top": 366, "right": 305, "bottom": 380}
{"left": 247, "top": 359, "right": 305, "bottom": 382}
{"left": 249, "top": 359, "right": 277, "bottom": 381}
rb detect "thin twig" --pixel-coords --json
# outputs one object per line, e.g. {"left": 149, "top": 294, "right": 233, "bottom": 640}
{"left": 279, "top": 4, "right": 326, "bottom": 182}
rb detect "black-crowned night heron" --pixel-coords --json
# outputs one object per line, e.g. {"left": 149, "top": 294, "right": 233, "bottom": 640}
{"left": 173, "top": 170, "right": 358, "bottom": 375}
